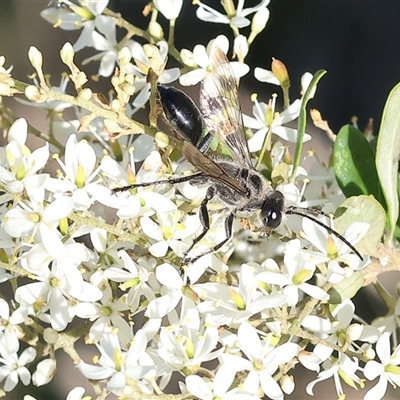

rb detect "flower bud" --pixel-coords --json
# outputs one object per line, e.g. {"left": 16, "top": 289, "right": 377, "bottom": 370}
{"left": 180, "top": 49, "right": 197, "bottom": 68}
{"left": 252, "top": 8, "right": 270, "bottom": 34}
{"left": 271, "top": 58, "right": 290, "bottom": 88}
{"left": 25, "top": 85, "right": 48, "bottom": 102}
{"left": 347, "top": 323, "right": 364, "bottom": 341}
{"left": 234, "top": 35, "right": 248, "bottom": 61}
{"left": 32, "top": 358, "right": 56, "bottom": 387}
{"left": 28, "top": 46, "right": 43, "bottom": 70}
{"left": 60, "top": 42, "right": 75, "bottom": 65}
{"left": 280, "top": 374, "right": 295, "bottom": 395}
{"left": 149, "top": 21, "right": 164, "bottom": 41}
{"left": 118, "top": 47, "right": 132, "bottom": 65}
{"left": 78, "top": 88, "right": 92, "bottom": 102}
{"left": 104, "top": 119, "right": 122, "bottom": 134}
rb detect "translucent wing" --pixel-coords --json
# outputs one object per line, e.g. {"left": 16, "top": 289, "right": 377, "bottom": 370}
{"left": 182, "top": 142, "right": 248, "bottom": 197}
{"left": 199, "top": 46, "right": 252, "bottom": 166}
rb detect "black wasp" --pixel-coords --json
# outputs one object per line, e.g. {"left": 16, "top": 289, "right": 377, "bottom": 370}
{"left": 114, "top": 46, "right": 362, "bottom": 265}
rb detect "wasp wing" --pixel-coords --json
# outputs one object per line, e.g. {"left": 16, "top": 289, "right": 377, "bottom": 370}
{"left": 182, "top": 142, "right": 248, "bottom": 197}
{"left": 199, "top": 46, "right": 252, "bottom": 166}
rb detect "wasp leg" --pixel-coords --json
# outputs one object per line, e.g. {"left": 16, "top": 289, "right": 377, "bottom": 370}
{"left": 112, "top": 171, "right": 204, "bottom": 193}
{"left": 181, "top": 186, "right": 216, "bottom": 266}
{"left": 182, "top": 210, "right": 235, "bottom": 266}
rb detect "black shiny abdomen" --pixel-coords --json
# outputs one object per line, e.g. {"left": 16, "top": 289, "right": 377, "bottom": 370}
{"left": 158, "top": 85, "right": 203, "bottom": 147}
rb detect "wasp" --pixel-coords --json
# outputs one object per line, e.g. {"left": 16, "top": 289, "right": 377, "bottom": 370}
{"left": 114, "top": 46, "right": 362, "bottom": 265}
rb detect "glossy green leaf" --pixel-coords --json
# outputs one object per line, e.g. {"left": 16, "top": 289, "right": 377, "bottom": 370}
{"left": 334, "top": 125, "right": 383, "bottom": 205}
{"left": 376, "top": 82, "right": 400, "bottom": 245}
{"left": 334, "top": 195, "right": 385, "bottom": 256}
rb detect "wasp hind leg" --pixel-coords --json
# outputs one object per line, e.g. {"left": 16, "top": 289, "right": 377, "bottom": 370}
{"left": 181, "top": 202, "right": 235, "bottom": 266}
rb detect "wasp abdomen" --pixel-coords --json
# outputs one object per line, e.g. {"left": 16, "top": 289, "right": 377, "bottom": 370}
{"left": 158, "top": 85, "right": 203, "bottom": 147}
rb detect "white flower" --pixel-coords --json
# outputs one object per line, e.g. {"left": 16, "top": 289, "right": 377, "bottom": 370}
{"left": 0, "top": 336, "right": 36, "bottom": 392}
{"left": 77, "top": 330, "right": 155, "bottom": 395}
{"left": 156, "top": 313, "right": 223, "bottom": 374}
{"left": 83, "top": 28, "right": 136, "bottom": 77}
{"left": 0, "top": 299, "right": 27, "bottom": 353}
{"left": 364, "top": 332, "right": 400, "bottom": 400}
{"left": 185, "top": 364, "right": 255, "bottom": 400}
{"left": 75, "top": 283, "right": 133, "bottom": 348}
{"left": 129, "top": 41, "right": 180, "bottom": 112}
{"left": 302, "top": 299, "right": 380, "bottom": 363}
{"left": 42, "top": 0, "right": 114, "bottom": 52}
{"left": 154, "top": 0, "right": 183, "bottom": 20}
{"left": 103, "top": 150, "right": 177, "bottom": 219}
{"left": 195, "top": 0, "right": 270, "bottom": 29}
{"left": 50, "top": 134, "right": 108, "bottom": 210}
{"left": 243, "top": 94, "right": 310, "bottom": 151}
{"left": 301, "top": 218, "right": 370, "bottom": 282}
{"left": 32, "top": 358, "right": 56, "bottom": 386}
{"left": 145, "top": 263, "right": 185, "bottom": 319}
{"left": 282, "top": 239, "right": 329, "bottom": 305}
{"left": 2, "top": 194, "right": 73, "bottom": 260}
{"left": 306, "top": 353, "right": 363, "bottom": 398}
{"left": 221, "top": 322, "right": 299, "bottom": 400}
{"left": 194, "top": 264, "right": 286, "bottom": 327}
{"left": 179, "top": 35, "right": 249, "bottom": 86}
{"left": 104, "top": 251, "right": 155, "bottom": 312}
{"left": 15, "top": 262, "right": 102, "bottom": 331}
{"left": 140, "top": 211, "right": 200, "bottom": 258}
{"left": 0, "top": 118, "right": 49, "bottom": 200}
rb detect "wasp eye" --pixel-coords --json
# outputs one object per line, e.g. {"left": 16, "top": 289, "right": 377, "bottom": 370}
{"left": 265, "top": 209, "right": 282, "bottom": 229}
{"left": 261, "top": 191, "right": 284, "bottom": 229}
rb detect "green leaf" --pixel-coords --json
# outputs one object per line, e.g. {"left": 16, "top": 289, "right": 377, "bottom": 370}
{"left": 334, "top": 195, "right": 385, "bottom": 256}
{"left": 376, "top": 82, "right": 400, "bottom": 245}
{"left": 328, "top": 271, "right": 364, "bottom": 304}
{"left": 334, "top": 125, "right": 383, "bottom": 205}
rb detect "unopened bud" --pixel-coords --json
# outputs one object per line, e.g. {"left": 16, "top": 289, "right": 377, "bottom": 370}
{"left": 251, "top": 8, "right": 270, "bottom": 34}
{"left": 234, "top": 35, "right": 248, "bottom": 61}
{"left": 347, "top": 323, "right": 364, "bottom": 341}
{"left": 43, "top": 328, "right": 58, "bottom": 344}
{"left": 78, "top": 88, "right": 92, "bottom": 102}
{"left": 149, "top": 21, "right": 164, "bottom": 40}
{"left": 28, "top": 46, "right": 43, "bottom": 70}
{"left": 280, "top": 375, "right": 295, "bottom": 395}
{"left": 25, "top": 85, "right": 48, "bottom": 102}
{"left": 32, "top": 358, "right": 56, "bottom": 387}
{"left": 118, "top": 47, "right": 132, "bottom": 66}
{"left": 271, "top": 58, "right": 290, "bottom": 88}
{"left": 110, "top": 99, "right": 123, "bottom": 112}
{"left": 364, "top": 346, "right": 375, "bottom": 360}
{"left": 60, "top": 42, "right": 74, "bottom": 65}
{"left": 222, "top": 0, "right": 235, "bottom": 18}
{"left": 180, "top": 49, "right": 197, "bottom": 67}
{"left": 104, "top": 119, "right": 122, "bottom": 134}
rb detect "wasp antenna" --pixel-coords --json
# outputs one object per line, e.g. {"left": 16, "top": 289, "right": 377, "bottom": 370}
{"left": 285, "top": 208, "right": 363, "bottom": 261}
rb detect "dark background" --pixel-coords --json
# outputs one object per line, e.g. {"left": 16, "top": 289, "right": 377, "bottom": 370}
{"left": 1, "top": 1, "right": 400, "bottom": 134}
{"left": 0, "top": 1, "right": 399, "bottom": 399}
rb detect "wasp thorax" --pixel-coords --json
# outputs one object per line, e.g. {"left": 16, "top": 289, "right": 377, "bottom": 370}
{"left": 260, "top": 190, "right": 285, "bottom": 229}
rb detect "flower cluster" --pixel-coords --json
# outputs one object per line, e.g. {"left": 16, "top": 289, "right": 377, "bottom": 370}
{"left": 0, "top": 1, "right": 397, "bottom": 400}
